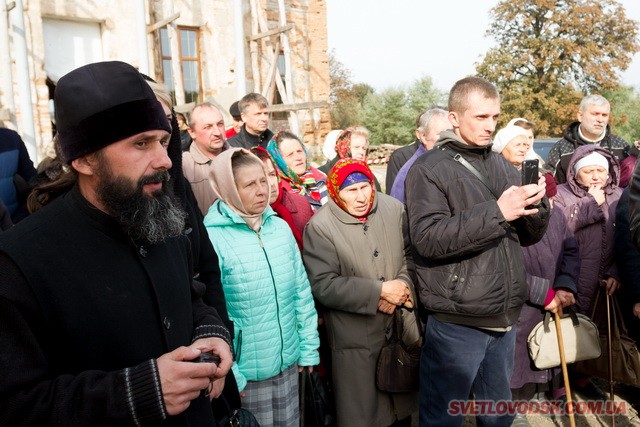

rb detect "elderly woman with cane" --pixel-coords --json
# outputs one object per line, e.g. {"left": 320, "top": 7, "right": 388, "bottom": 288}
{"left": 554, "top": 145, "right": 622, "bottom": 400}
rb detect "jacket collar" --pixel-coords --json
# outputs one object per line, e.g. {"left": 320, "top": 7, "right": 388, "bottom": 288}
{"left": 435, "top": 130, "right": 493, "bottom": 158}
{"left": 66, "top": 184, "right": 128, "bottom": 241}
{"left": 188, "top": 140, "right": 229, "bottom": 165}
{"left": 206, "top": 198, "right": 277, "bottom": 228}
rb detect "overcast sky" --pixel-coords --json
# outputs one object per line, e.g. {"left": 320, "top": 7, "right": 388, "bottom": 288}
{"left": 326, "top": 0, "right": 640, "bottom": 92}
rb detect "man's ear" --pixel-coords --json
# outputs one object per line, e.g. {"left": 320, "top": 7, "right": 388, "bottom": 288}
{"left": 577, "top": 110, "right": 583, "bottom": 123}
{"left": 448, "top": 111, "right": 460, "bottom": 128}
{"left": 71, "top": 154, "right": 97, "bottom": 176}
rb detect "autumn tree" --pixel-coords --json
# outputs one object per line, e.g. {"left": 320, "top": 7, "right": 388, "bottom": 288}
{"left": 477, "top": 0, "right": 639, "bottom": 136}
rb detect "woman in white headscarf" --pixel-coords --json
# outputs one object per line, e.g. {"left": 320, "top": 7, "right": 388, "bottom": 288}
{"left": 492, "top": 125, "right": 532, "bottom": 170}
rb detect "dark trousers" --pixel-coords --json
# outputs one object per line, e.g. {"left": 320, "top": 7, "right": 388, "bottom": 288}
{"left": 419, "top": 317, "right": 516, "bottom": 427}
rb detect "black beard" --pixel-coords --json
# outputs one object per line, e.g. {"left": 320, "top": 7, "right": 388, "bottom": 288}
{"left": 95, "top": 168, "right": 186, "bottom": 244}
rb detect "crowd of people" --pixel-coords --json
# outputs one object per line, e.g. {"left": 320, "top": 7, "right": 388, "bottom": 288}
{"left": 1, "top": 60, "right": 640, "bottom": 427}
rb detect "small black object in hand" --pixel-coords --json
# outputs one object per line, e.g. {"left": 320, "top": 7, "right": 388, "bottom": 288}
{"left": 193, "top": 353, "right": 221, "bottom": 364}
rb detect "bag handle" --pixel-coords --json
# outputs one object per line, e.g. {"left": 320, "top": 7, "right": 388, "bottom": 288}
{"left": 440, "top": 147, "right": 501, "bottom": 199}
{"left": 542, "top": 308, "right": 579, "bottom": 333}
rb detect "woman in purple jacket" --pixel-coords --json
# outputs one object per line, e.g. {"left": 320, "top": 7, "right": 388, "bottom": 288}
{"left": 554, "top": 145, "right": 622, "bottom": 314}
{"left": 553, "top": 144, "right": 622, "bottom": 398}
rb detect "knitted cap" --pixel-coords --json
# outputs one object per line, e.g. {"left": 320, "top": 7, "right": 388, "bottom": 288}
{"left": 54, "top": 61, "right": 171, "bottom": 163}
{"left": 573, "top": 152, "right": 609, "bottom": 174}
{"left": 491, "top": 126, "right": 530, "bottom": 154}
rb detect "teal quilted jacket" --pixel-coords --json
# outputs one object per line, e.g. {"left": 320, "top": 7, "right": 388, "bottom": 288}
{"left": 204, "top": 200, "right": 320, "bottom": 390}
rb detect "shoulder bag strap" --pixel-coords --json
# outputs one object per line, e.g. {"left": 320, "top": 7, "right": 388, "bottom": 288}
{"left": 440, "top": 147, "right": 501, "bottom": 199}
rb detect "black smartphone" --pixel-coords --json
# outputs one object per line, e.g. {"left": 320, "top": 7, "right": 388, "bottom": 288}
{"left": 521, "top": 159, "right": 539, "bottom": 186}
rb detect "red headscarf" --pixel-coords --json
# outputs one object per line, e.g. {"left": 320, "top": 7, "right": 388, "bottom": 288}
{"left": 327, "top": 158, "right": 376, "bottom": 218}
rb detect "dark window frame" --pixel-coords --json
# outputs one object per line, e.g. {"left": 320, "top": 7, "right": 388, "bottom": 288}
{"left": 159, "top": 26, "right": 203, "bottom": 105}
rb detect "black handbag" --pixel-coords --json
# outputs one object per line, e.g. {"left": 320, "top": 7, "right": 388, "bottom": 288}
{"left": 215, "top": 394, "right": 260, "bottom": 427}
{"left": 375, "top": 310, "right": 421, "bottom": 393}
{"left": 299, "top": 369, "right": 335, "bottom": 427}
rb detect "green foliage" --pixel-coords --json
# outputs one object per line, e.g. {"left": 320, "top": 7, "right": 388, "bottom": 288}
{"left": 477, "top": 0, "right": 640, "bottom": 136}
{"left": 603, "top": 85, "right": 640, "bottom": 143}
{"left": 329, "top": 50, "right": 445, "bottom": 145}
{"left": 362, "top": 88, "right": 414, "bottom": 146}
{"left": 361, "top": 77, "right": 446, "bottom": 146}
{"left": 406, "top": 76, "right": 447, "bottom": 112}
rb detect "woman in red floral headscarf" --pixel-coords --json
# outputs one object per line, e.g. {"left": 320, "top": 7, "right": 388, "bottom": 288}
{"left": 319, "top": 127, "right": 382, "bottom": 191}
{"left": 303, "top": 158, "right": 418, "bottom": 427}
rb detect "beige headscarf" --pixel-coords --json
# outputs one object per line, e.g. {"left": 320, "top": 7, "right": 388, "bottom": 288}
{"left": 209, "top": 147, "right": 271, "bottom": 231}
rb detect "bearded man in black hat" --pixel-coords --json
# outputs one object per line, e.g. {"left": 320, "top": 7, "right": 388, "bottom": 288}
{"left": 0, "top": 61, "right": 233, "bottom": 425}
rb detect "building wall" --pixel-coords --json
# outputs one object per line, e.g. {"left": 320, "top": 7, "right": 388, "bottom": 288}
{"left": 5, "top": 0, "right": 330, "bottom": 161}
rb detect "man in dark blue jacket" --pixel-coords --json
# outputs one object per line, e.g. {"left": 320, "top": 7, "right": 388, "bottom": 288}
{"left": 0, "top": 127, "right": 36, "bottom": 222}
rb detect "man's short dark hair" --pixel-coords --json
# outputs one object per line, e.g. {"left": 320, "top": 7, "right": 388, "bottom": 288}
{"left": 238, "top": 93, "right": 269, "bottom": 114}
{"left": 448, "top": 77, "right": 499, "bottom": 114}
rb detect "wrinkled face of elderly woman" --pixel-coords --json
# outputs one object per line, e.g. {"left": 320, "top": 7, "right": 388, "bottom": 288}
{"left": 349, "top": 135, "right": 369, "bottom": 161}
{"left": 339, "top": 181, "right": 373, "bottom": 217}
{"left": 576, "top": 165, "right": 608, "bottom": 188}
{"left": 235, "top": 163, "right": 270, "bottom": 215}
{"left": 279, "top": 137, "right": 307, "bottom": 175}
{"left": 501, "top": 135, "right": 531, "bottom": 169}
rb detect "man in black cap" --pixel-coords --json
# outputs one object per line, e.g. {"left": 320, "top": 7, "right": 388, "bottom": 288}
{"left": 0, "top": 61, "right": 233, "bottom": 425}
{"left": 227, "top": 93, "right": 274, "bottom": 149}
{"left": 225, "top": 101, "right": 243, "bottom": 140}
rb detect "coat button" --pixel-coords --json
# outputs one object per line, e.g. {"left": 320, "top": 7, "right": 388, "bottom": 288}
{"left": 163, "top": 317, "right": 172, "bottom": 330}
{"left": 452, "top": 275, "right": 459, "bottom": 281}
{"left": 139, "top": 246, "right": 147, "bottom": 257}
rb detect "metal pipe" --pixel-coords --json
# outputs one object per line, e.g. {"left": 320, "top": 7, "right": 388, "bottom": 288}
{"left": 135, "top": 0, "right": 150, "bottom": 75}
{"left": 9, "top": 0, "right": 37, "bottom": 162}
{"left": 234, "top": 0, "right": 246, "bottom": 97}
{"left": 0, "top": 1, "right": 15, "bottom": 125}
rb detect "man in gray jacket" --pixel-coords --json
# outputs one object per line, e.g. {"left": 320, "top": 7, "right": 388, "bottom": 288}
{"left": 405, "top": 77, "right": 549, "bottom": 426}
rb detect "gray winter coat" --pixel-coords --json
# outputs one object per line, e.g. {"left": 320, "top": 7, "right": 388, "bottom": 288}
{"left": 303, "top": 193, "right": 417, "bottom": 427}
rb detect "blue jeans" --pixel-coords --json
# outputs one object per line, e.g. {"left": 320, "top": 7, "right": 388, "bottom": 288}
{"left": 419, "top": 316, "right": 516, "bottom": 427}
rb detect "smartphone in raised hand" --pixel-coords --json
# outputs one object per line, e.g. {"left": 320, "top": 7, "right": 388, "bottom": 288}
{"left": 521, "top": 159, "right": 539, "bottom": 186}
{"left": 521, "top": 159, "right": 540, "bottom": 209}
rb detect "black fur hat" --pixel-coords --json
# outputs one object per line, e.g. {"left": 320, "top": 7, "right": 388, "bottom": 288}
{"left": 54, "top": 61, "right": 171, "bottom": 163}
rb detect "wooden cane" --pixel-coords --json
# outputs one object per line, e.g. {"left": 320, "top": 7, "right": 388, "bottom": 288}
{"left": 606, "top": 293, "right": 616, "bottom": 427}
{"left": 554, "top": 311, "right": 576, "bottom": 427}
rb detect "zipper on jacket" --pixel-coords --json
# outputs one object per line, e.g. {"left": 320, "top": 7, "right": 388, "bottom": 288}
{"left": 256, "top": 231, "right": 285, "bottom": 371}
{"left": 500, "top": 239, "right": 513, "bottom": 315}
{"left": 235, "top": 330, "right": 242, "bottom": 363}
